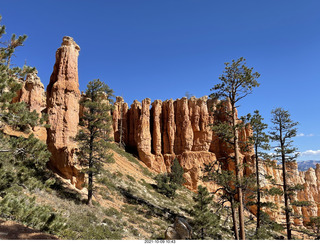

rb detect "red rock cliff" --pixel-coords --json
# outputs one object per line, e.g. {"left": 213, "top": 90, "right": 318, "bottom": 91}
{"left": 112, "top": 95, "right": 253, "bottom": 191}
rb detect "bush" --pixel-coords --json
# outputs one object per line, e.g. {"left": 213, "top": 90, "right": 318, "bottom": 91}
{"left": 154, "top": 174, "right": 177, "bottom": 198}
{"left": 169, "top": 158, "right": 185, "bottom": 186}
{"left": 0, "top": 193, "right": 66, "bottom": 234}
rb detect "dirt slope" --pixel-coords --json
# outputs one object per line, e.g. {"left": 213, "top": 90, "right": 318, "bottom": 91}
{"left": 0, "top": 219, "right": 58, "bottom": 240}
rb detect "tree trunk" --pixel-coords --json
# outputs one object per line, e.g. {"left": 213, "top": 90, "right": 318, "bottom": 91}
{"left": 281, "top": 145, "right": 291, "bottom": 239}
{"left": 255, "top": 144, "right": 261, "bottom": 232}
{"left": 87, "top": 170, "right": 93, "bottom": 205}
{"left": 279, "top": 121, "right": 291, "bottom": 240}
{"left": 232, "top": 106, "right": 246, "bottom": 240}
{"left": 87, "top": 129, "right": 94, "bottom": 206}
{"left": 231, "top": 197, "right": 239, "bottom": 240}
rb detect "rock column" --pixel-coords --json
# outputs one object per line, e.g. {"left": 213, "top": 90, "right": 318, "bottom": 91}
{"left": 46, "top": 36, "right": 84, "bottom": 189}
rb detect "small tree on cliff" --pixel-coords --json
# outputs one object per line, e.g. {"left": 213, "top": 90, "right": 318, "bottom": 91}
{"left": 76, "top": 79, "right": 114, "bottom": 205}
{"left": 210, "top": 57, "right": 260, "bottom": 240}
{"left": 269, "top": 107, "right": 300, "bottom": 240}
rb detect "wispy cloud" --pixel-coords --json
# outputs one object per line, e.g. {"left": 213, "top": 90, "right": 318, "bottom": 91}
{"left": 299, "top": 149, "right": 320, "bottom": 156}
{"left": 297, "top": 133, "right": 314, "bottom": 137}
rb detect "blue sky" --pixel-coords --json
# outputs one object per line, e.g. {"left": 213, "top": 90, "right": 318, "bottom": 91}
{"left": 1, "top": 0, "right": 320, "bottom": 161}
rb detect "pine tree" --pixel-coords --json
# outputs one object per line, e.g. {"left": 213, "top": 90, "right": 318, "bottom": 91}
{"left": 169, "top": 158, "right": 185, "bottom": 186}
{"left": 210, "top": 57, "right": 260, "bottom": 240}
{"left": 154, "top": 173, "right": 177, "bottom": 198}
{"left": 269, "top": 108, "right": 300, "bottom": 240}
{"left": 0, "top": 16, "right": 52, "bottom": 196}
{"left": 76, "top": 79, "right": 114, "bottom": 205}
{"left": 246, "top": 110, "right": 269, "bottom": 232}
{"left": 0, "top": 15, "right": 40, "bottom": 132}
{"left": 191, "top": 185, "right": 220, "bottom": 240}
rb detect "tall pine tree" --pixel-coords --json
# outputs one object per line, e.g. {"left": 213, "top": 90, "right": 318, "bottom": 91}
{"left": 269, "top": 108, "right": 299, "bottom": 240}
{"left": 210, "top": 57, "right": 260, "bottom": 240}
{"left": 246, "top": 110, "right": 269, "bottom": 232}
{"left": 76, "top": 79, "right": 114, "bottom": 205}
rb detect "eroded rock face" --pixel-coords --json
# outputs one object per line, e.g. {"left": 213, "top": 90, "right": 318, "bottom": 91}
{"left": 112, "top": 96, "right": 319, "bottom": 227}
{"left": 12, "top": 70, "right": 47, "bottom": 141}
{"left": 112, "top": 96, "right": 128, "bottom": 144}
{"left": 13, "top": 70, "right": 46, "bottom": 114}
{"left": 113, "top": 95, "right": 254, "bottom": 191}
{"left": 260, "top": 162, "right": 320, "bottom": 226}
{"left": 46, "top": 36, "right": 84, "bottom": 189}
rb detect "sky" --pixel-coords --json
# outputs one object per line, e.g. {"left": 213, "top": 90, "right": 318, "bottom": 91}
{"left": 1, "top": 0, "right": 320, "bottom": 161}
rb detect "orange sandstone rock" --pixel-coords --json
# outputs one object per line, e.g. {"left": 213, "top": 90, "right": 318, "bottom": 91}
{"left": 116, "top": 96, "right": 254, "bottom": 191}
{"left": 46, "top": 36, "right": 84, "bottom": 189}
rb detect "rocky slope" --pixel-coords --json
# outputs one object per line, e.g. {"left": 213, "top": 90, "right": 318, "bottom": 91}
{"left": 0, "top": 219, "right": 58, "bottom": 240}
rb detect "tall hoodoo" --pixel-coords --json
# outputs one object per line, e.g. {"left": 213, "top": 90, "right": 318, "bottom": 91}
{"left": 46, "top": 36, "right": 84, "bottom": 189}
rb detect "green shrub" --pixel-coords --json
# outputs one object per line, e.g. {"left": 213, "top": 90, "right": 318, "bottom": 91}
{"left": 104, "top": 207, "right": 122, "bottom": 219}
{"left": 0, "top": 193, "right": 66, "bottom": 234}
{"left": 127, "top": 175, "right": 136, "bottom": 182}
{"left": 169, "top": 158, "right": 185, "bottom": 186}
{"left": 154, "top": 174, "right": 177, "bottom": 198}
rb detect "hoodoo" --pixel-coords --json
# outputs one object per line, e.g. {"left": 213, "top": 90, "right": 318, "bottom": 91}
{"left": 46, "top": 36, "right": 84, "bottom": 189}
{"left": 112, "top": 95, "right": 254, "bottom": 191}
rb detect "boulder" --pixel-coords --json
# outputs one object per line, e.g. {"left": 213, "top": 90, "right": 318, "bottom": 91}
{"left": 165, "top": 217, "right": 192, "bottom": 240}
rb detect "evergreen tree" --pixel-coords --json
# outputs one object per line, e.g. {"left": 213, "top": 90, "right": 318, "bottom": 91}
{"left": 246, "top": 110, "right": 269, "bottom": 232}
{"left": 0, "top": 16, "right": 52, "bottom": 196}
{"left": 76, "top": 79, "right": 114, "bottom": 205}
{"left": 191, "top": 185, "right": 221, "bottom": 240}
{"left": 210, "top": 57, "right": 260, "bottom": 240}
{"left": 154, "top": 159, "right": 184, "bottom": 198}
{"left": 240, "top": 111, "right": 284, "bottom": 239}
{"left": 0, "top": 15, "right": 40, "bottom": 132}
{"left": 154, "top": 173, "right": 177, "bottom": 198}
{"left": 169, "top": 158, "right": 185, "bottom": 186}
{"left": 269, "top": 108, "right": 300, "bottom": 240}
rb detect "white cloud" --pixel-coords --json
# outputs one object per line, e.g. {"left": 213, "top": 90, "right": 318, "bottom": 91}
{"left": 297, "top": 133, "right": 314, "bottom": 137}
{"left": 299, "top": 150, "right": 320, "bottom": 156}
